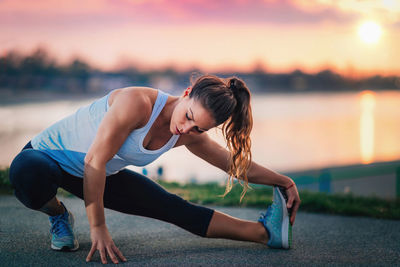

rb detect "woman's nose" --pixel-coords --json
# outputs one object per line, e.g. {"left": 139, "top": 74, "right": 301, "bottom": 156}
{"left": 181, "top": 122, "right": 193, "bottom": 134}
{"left": 181, "top": 125, "right": 191, "bottom": 134}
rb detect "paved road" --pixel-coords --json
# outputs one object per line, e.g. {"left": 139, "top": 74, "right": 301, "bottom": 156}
{"left": 1, "top": 195, "right": 399, "bottom": 266}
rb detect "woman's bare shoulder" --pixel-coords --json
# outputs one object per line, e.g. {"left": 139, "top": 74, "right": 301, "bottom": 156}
{"left": 108, "top": 86, "right": 157, "bottom": 106}
{"left": 107, "top": 87, "right": 158, "bottom": 129}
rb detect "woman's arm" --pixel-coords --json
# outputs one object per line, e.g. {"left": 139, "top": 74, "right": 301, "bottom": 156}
{"left": 185, "top": 133, "right": 301, "bottom": 224}
{"left": 84, "top": 89, "right": 151, "bottom": 264}
{"left": 185, "top": 133, "right": 292, "bottom": 186}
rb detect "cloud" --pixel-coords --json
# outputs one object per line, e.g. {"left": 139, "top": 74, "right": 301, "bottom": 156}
{"left": 294, "top": 0, "right": 400, "bottom": 25}
{"left": 151, "top": 0, "right": 356, "bottom": 24}
{"left": 0, "top": 0, "right": 358, "bottom": 28}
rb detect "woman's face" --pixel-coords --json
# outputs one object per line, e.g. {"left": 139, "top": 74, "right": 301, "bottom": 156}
{"left": 170, "top": 97, "right": 216, "bottom": 136}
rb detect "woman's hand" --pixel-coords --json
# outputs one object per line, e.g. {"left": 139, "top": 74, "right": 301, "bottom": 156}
{"left": 285, "top": 180, "right": 301, "bottom": 225}
{"left": 86, "top": 224, "right": 127, "bottom": 264}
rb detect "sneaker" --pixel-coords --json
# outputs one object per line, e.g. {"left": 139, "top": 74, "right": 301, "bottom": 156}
{"left": 49, "top": 202, "right": 79, "bottom": 251}
{"left": 258, "top": 186, "right": 292, "bottom": 249}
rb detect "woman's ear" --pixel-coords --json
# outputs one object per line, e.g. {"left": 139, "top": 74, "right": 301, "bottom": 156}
{"left": 183, "top": 87, "right": 192, "bottom": 97}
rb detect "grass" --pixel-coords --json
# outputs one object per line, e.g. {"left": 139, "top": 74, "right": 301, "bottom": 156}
{"left": 2, "top": 168, "right": 399, "bottom": 220}
{"left": 0, "top": 167, "right": 11, "bottom": 194}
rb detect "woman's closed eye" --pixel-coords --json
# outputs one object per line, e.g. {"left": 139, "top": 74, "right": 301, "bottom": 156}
{"left": 195, "top": 127, "right": 205, "bottom": 133}
{"left": 186, "top": 112, "right": 205, "bottom": 133}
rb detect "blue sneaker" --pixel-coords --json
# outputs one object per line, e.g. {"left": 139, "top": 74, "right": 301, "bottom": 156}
{"left": 49, "top": 202, "right": 79, "bottom": 251}
{"left": 258, "top": 186, "right": 292, "bottom": 249}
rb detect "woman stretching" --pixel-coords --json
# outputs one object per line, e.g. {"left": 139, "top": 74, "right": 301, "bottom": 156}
{"left": 10, "top": 75, "right": 301, "bottom": 264}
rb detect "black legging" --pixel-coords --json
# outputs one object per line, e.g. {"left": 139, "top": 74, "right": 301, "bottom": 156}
{"left": 9, "top": 142, "right": 214, "bottom": 237}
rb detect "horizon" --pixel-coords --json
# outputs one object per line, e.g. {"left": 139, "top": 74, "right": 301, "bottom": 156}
{"left": 4, "top": 46, "right": 399, "bottom": 80}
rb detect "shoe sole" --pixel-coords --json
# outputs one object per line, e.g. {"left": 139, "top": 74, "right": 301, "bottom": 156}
{"left": 275, "top": 187, "right": 290, "bottom": 249}
{"left": 51, "top": 239, "right": 79, "bottom": 251}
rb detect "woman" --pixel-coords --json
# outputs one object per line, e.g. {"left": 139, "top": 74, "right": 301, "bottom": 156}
{"left": 9, "top": 74, "right": 300, "bottom": 264}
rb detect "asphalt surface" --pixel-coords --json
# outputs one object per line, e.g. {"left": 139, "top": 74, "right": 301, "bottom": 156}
{"left": 1, "top": 195, "right": 399, "bottom": 266}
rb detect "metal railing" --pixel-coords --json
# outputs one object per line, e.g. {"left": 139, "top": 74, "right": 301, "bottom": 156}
{"left": 283, "top": 160, "right": 400, "bottom": 199}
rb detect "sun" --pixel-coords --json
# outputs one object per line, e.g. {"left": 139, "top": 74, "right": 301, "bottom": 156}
{"left": 358, "top": 21, "right": 382, "bottom": 44}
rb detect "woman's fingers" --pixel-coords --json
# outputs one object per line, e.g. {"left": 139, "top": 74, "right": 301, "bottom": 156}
{"left": 112, "top": 243, "right": 127, "bottom": 262}
{"left": 290, "top": 209, "right": 297, "bottom": 225}
{"left": 86, "top": 242, "right": 126, "bottom": 264}
{"left": 287, "top": 195, "right": 294, "bottom": 209}
{"left": 290, "top": 198, "right": 301, "bottom": 225}
{"left": 99, "top": 247, "right": 107, "bottom": 264}
{"left": 287, "top": 194, "right": 295, "bottom": 223}
{"left": 106, "top": 247, "right": 118, "bottom": 264}
{"left": 86, "top": 226, "right": 127, "bottom": 264}
{"left": 86, "top": 242, "right": 97, "bottom": 262}
{"left": 285, "top": 185, "right": 301, "bottom": 225}
{"left": 87, "top": 245, "right": 107, "bottom": 264}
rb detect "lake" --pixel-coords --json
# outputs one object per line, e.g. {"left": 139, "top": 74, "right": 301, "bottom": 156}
{"left": 1, "top": 90, "right": 399, "bottom": 183}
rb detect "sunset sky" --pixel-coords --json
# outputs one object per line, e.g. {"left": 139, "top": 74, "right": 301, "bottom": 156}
{"left": 1, "top": 0, "right": 399, "bottom": 75}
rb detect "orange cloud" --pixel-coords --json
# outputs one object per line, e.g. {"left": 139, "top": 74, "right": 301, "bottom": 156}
{"left": 0, "top": 0, "right": 357, "bottom": 25}
{"left": 293, "top": 0, "right": 400, "bottom": 25}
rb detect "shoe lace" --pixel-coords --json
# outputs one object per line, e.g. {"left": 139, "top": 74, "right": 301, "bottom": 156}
{"left": 266, "top": 206, "right": 273, "bottom": 217}
{"left": 259, "top": 206, "right": 273, "bottom": 221}
{"left": 50, "top": 214, "right": 71, "bottom": 237}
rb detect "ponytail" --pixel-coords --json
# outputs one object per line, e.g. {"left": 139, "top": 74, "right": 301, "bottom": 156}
{"left": 222, "top": 77, "right": 253, "bottom": 201}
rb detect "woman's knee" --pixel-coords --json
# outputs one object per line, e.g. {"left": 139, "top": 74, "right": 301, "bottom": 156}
{"left": 9, "top": 149, "right": 59, "bottom": 210}
{"left": 9, "top": 150, "right": 31, "bottom": 187}
{"left": 10, "top": 150, "right": 46, "bottom": 186}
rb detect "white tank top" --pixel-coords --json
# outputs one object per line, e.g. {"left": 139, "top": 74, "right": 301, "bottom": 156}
{"left": 31, "top": 90, "right": 180, "bottom": 177}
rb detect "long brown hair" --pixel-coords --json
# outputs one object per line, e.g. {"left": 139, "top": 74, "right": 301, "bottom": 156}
{"left": 189, "top": 74, "right": 253, "bottom": 201}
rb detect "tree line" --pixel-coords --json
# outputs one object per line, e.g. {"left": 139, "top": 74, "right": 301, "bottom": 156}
{"left": 1, "top": 48, "right": 399, "bottom": 93}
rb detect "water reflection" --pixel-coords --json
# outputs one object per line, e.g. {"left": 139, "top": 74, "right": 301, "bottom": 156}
{"left": 1, "top": 91, "right": 400, "bottom": 183}
{"left": 359, "top": 90, "right": 376, "bottom": 164}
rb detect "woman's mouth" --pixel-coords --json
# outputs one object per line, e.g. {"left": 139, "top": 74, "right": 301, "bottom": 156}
{"left": 176, "top": 126, "right": 182, "bottom": 135}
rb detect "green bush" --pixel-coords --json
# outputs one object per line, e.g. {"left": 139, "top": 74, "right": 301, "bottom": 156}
{"left": 299, "top": 191, "right": 400, "bottom": 220}
{"left": 0, "top": 168, "right": 11, "bottom": 191}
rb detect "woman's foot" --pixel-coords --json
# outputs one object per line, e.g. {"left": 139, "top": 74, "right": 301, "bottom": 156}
{"left": 258, "top": 186, "right": 292, "bottom": 249}
{"left": 49, "top": 202, "right": 79, "bottom": 251}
